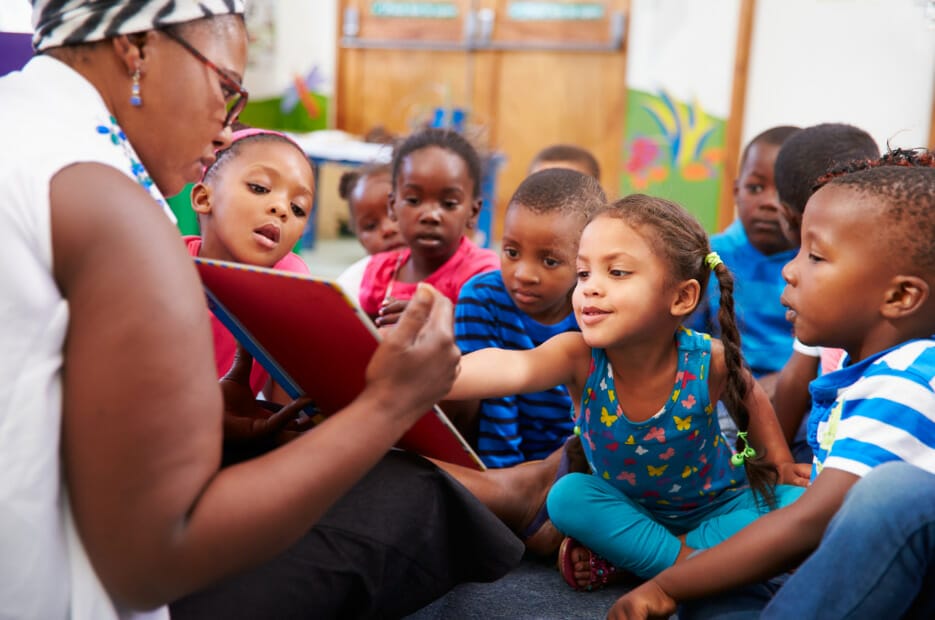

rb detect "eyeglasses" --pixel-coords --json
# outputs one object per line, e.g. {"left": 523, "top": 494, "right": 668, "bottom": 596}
{"left": 162, "top": 28, "right": 249, "bottom": 128}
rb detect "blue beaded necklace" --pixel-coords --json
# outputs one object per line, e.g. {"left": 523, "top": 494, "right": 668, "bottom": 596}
{"left": 95, "top": 115, "right": 168, "bottom": 211}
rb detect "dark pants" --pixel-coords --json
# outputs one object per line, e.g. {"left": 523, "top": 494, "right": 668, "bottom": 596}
{"left": 170, "top": 450, "right": 523, "bottom": 619}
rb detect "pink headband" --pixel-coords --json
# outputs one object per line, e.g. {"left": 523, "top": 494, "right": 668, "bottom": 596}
{"left": 202, "top": 128, "right": 307, "bottom": 181}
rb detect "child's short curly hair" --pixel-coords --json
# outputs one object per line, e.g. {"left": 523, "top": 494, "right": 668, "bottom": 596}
{"left": 819, "top": 149, "right": 935, "bottom": 274}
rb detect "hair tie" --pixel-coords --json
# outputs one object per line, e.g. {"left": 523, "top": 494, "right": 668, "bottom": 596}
{"left": 730, "top": 431, "right": 757, "bottom": 466}
{"left": 704, "top": 251, "right": 723, "bottom": 271}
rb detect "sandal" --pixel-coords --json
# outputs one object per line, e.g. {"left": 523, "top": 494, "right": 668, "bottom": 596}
{"left": 558, "top": 537, "right": 618, "bottom": 592}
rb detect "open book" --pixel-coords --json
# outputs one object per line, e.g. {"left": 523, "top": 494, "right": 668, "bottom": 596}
{"left": 194, "top": 257, "right": 485, "bottom": 470}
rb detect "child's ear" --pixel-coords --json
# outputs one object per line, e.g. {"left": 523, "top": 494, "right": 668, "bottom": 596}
{"left": 386, "top": 192, "right": 398, "bottom": 221}
{"left": 671, "top": 279, "right": 701, "bottom": 317}
{"left": 190, "top": 182, "right": 213, "bottom": 215}
{"left": 880, "top": 275, "right": 930, "bottom": 320}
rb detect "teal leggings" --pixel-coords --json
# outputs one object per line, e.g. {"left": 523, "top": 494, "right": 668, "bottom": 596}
{"left": 547, "top": 472, "right": 805, "bottom": 579}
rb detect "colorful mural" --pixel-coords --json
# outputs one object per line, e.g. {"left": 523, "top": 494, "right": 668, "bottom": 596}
{"left": 619, "top": 88, "right": 726, "bottom": 233}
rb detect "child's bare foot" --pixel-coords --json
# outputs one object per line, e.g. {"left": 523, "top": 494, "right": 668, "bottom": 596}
{"left": 513, "top": 436, "right": 589, "bottom": 556}
{"left": 431, "top": 435, "right": 589, "bottom": 557}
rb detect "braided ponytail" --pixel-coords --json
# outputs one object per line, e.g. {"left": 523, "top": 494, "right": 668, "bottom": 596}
{"left": 711, "top": 262, "right": 778, "bottom": 508}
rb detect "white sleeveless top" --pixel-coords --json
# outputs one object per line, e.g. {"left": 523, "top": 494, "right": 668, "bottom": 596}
{"left": 0, "top": 55, "right": 170, "bottom": 620}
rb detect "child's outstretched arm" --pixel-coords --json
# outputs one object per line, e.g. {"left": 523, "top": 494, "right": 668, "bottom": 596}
{"left": 606, "top": 467, "right": 859, "bottom": 619}
{"left": 446, "top": 331, "right": 589, "bottom": 402}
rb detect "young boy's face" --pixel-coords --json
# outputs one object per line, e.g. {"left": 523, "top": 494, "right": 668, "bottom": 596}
{"left": 349, "top": 172, "right": 403, "bottom": 255}
{"left": 500, "top": 203, "right": 581, "bottom": 324}
{"left": 195, "top": 141, "right": 314, "bottom": 267}
{"left": 780, "top": 185, "right": 895, "bottom": 362}
{"left": 735, "top": 141, "right": 793, "bottom": 256}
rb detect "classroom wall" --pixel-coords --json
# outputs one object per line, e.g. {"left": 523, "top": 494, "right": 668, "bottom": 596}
{"left": 742, "top": 0, "right": 934, "bottom": 152}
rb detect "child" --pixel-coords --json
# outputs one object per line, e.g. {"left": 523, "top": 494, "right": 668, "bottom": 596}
{"left": 608, "top": 153, "right": 935, "bottom": 619}
{"left": 686, "top": 126, "right": 801, "bottom": 395}
{"left": 770, "top": 123, "right": 879, "bottom": 462}
{"left": 455, "top": 168, "right": 606, "bottom": 468}
{"left": 358, "top": 128, "right": 499, "bottom": 326}
{"left": 188, "top": 128, "right": 315, "bottom": 434}
{"left": 335, "top": 163, "right": 404, "bottom": 301}
{"left": 528, "top": 143, "right": 602, "bottom": 182}
{"left": 447, "top": 194, "right": 807, "bottom": 590}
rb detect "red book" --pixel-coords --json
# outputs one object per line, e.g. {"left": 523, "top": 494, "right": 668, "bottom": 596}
{"left": 195, "top": 257, "right": 484, "bottom": 470}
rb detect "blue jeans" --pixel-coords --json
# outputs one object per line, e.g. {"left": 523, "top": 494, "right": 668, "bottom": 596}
{"left": 682, "top": 462, "right": 935, "bottom": 620}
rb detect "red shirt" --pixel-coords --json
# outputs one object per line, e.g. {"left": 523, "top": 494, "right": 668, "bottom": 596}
{"left": 358, "top": 236, "right": 500, "bottom": 316}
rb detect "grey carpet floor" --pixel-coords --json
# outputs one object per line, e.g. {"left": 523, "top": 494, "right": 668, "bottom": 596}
{"left": 403, "top": 557, "right": 635, "bottom": 619}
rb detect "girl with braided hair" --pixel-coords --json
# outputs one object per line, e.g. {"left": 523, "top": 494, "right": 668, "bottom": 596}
{"left": 447, "top": 194, "right": 807, "bottom": 591}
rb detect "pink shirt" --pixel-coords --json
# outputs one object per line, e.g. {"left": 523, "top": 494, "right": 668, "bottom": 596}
{"left": 185, "top": 236, "right": 310, "bottom": 395}
{"left": 358, "top": 236, "right": 500, "bottom": 316}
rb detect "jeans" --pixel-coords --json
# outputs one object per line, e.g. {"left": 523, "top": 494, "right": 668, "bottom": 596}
{"left": 682, "top": 462, "right": 935, "bottom": 620}
{"left": 763, "top": 461, "right": 935, "bottom": 619}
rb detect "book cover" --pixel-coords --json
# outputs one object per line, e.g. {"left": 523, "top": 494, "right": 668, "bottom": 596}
{"left": 194, "top": 257, "right": 485, "bottom": 470}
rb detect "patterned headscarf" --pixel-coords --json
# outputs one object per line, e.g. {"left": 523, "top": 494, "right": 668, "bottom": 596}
{"left": 31, "top": 0, "right": 246, "bottom": 52}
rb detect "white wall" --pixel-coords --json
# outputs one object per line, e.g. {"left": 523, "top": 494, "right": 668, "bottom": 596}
{"left": 743, "top": 0, "right": 935, "bottom": 150}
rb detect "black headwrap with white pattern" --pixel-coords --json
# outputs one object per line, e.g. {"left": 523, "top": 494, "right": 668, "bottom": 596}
{"left": 31, "top": 0, "right": 245, "bottom": 51}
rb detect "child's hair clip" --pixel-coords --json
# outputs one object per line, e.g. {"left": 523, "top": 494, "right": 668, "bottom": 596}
{"left": 730, "top": 431, "right": 757, "bottom": 466}
{"left": 704, "top": 251, "right": 723, "bottom": 271}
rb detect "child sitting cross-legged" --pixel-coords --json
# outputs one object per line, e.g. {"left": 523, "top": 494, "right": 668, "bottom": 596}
{"left": 446, "top": 194, "right": 808, "bottom": 592}
{"left": 188, "top": 128, "right": 316, "bottom": 444}
{"left": 609, "top": 151, "right": 935, "bottom": 620}
{"left": 455, "top": 168, "right": 606, "bottom": 468}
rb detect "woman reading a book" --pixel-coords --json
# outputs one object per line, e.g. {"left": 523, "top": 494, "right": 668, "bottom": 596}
{"left": 0, "top": 2, "right": 539, "bottom": 618}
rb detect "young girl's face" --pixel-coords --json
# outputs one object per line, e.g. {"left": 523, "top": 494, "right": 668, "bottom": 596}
{"left": 390, "top": 146, "right": 480, "bottom": 263}
{"left": 736, "top": 141, "right": 792, "bottom": 256}
{"left": 194, "top": 140, "right": 314, "bottom": 267}
{"left": 500, "top": 204, "right": 580, "bottom": 324}
{"left": 349, "top": 172, "right": 404, "bottom": 255}
{"left": 573, "top": 216, "right": 680, "bottom": 349}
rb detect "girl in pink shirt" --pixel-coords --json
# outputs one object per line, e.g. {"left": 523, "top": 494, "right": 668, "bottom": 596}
{"left": 188, "top": 128, "right": 313, "bottom": 400}
{"left": 359, "top": 128, "right": 499, "bottom": 327}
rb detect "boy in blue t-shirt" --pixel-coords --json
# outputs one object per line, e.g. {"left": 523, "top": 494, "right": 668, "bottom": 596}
{"left": 455, "top": 168, "right": 605, "bottom": 467}
{"left": 687, "top": 126, "right": 801, "bottom": 393}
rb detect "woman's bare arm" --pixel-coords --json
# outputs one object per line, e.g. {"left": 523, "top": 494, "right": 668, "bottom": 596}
{"left": 53, "top": 163, "right": 460, "bottom": 609}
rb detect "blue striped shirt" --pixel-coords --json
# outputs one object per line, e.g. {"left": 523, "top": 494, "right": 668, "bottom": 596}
{"left": 455, "top": 270, "right": 578, "bottom": 467}
{"left": 808, "top": 338, "right": 935, "bottom": 479}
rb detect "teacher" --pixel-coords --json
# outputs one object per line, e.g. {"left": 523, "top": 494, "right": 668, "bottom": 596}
{"left": 0, "top": 2, "right": 520, "bottom": 618}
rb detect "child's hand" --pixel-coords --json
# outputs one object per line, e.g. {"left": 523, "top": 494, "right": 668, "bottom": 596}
{"left": 607, "top": 580, "right": 676, "bottom": 619}
{"left": 219, "top": 343, "right": 314, "bottom": 444}
{"left": 777, "top": 461, "right": 812, "bottom": 487}
{"left": 375, "top": 297, "right": 409, "bottom": 328}
{"left": 366, "top": 283, "right": 460, "bottom": 423}
{"left": 223, "top": 397, "right": 314, "bottom": 445}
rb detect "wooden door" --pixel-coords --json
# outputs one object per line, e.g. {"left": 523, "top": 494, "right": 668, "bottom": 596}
{"left": 336, "top": 0, "right": 630, "bottom": 241}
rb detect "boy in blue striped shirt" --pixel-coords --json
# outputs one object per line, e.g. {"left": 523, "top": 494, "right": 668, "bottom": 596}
{"left": 455, "top": 168, "right": 605, "bottom": 467}
{"left": 610, "top": 152, "right": 935, "bottom": 618}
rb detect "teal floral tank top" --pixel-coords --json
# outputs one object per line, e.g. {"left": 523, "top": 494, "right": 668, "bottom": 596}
{"left": 576, "top": 327, "right": 746, "bottom": 521}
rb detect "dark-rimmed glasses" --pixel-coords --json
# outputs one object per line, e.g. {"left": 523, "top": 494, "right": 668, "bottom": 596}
{"left": 162, "top": 28, "right": 248, "bottom": 128}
